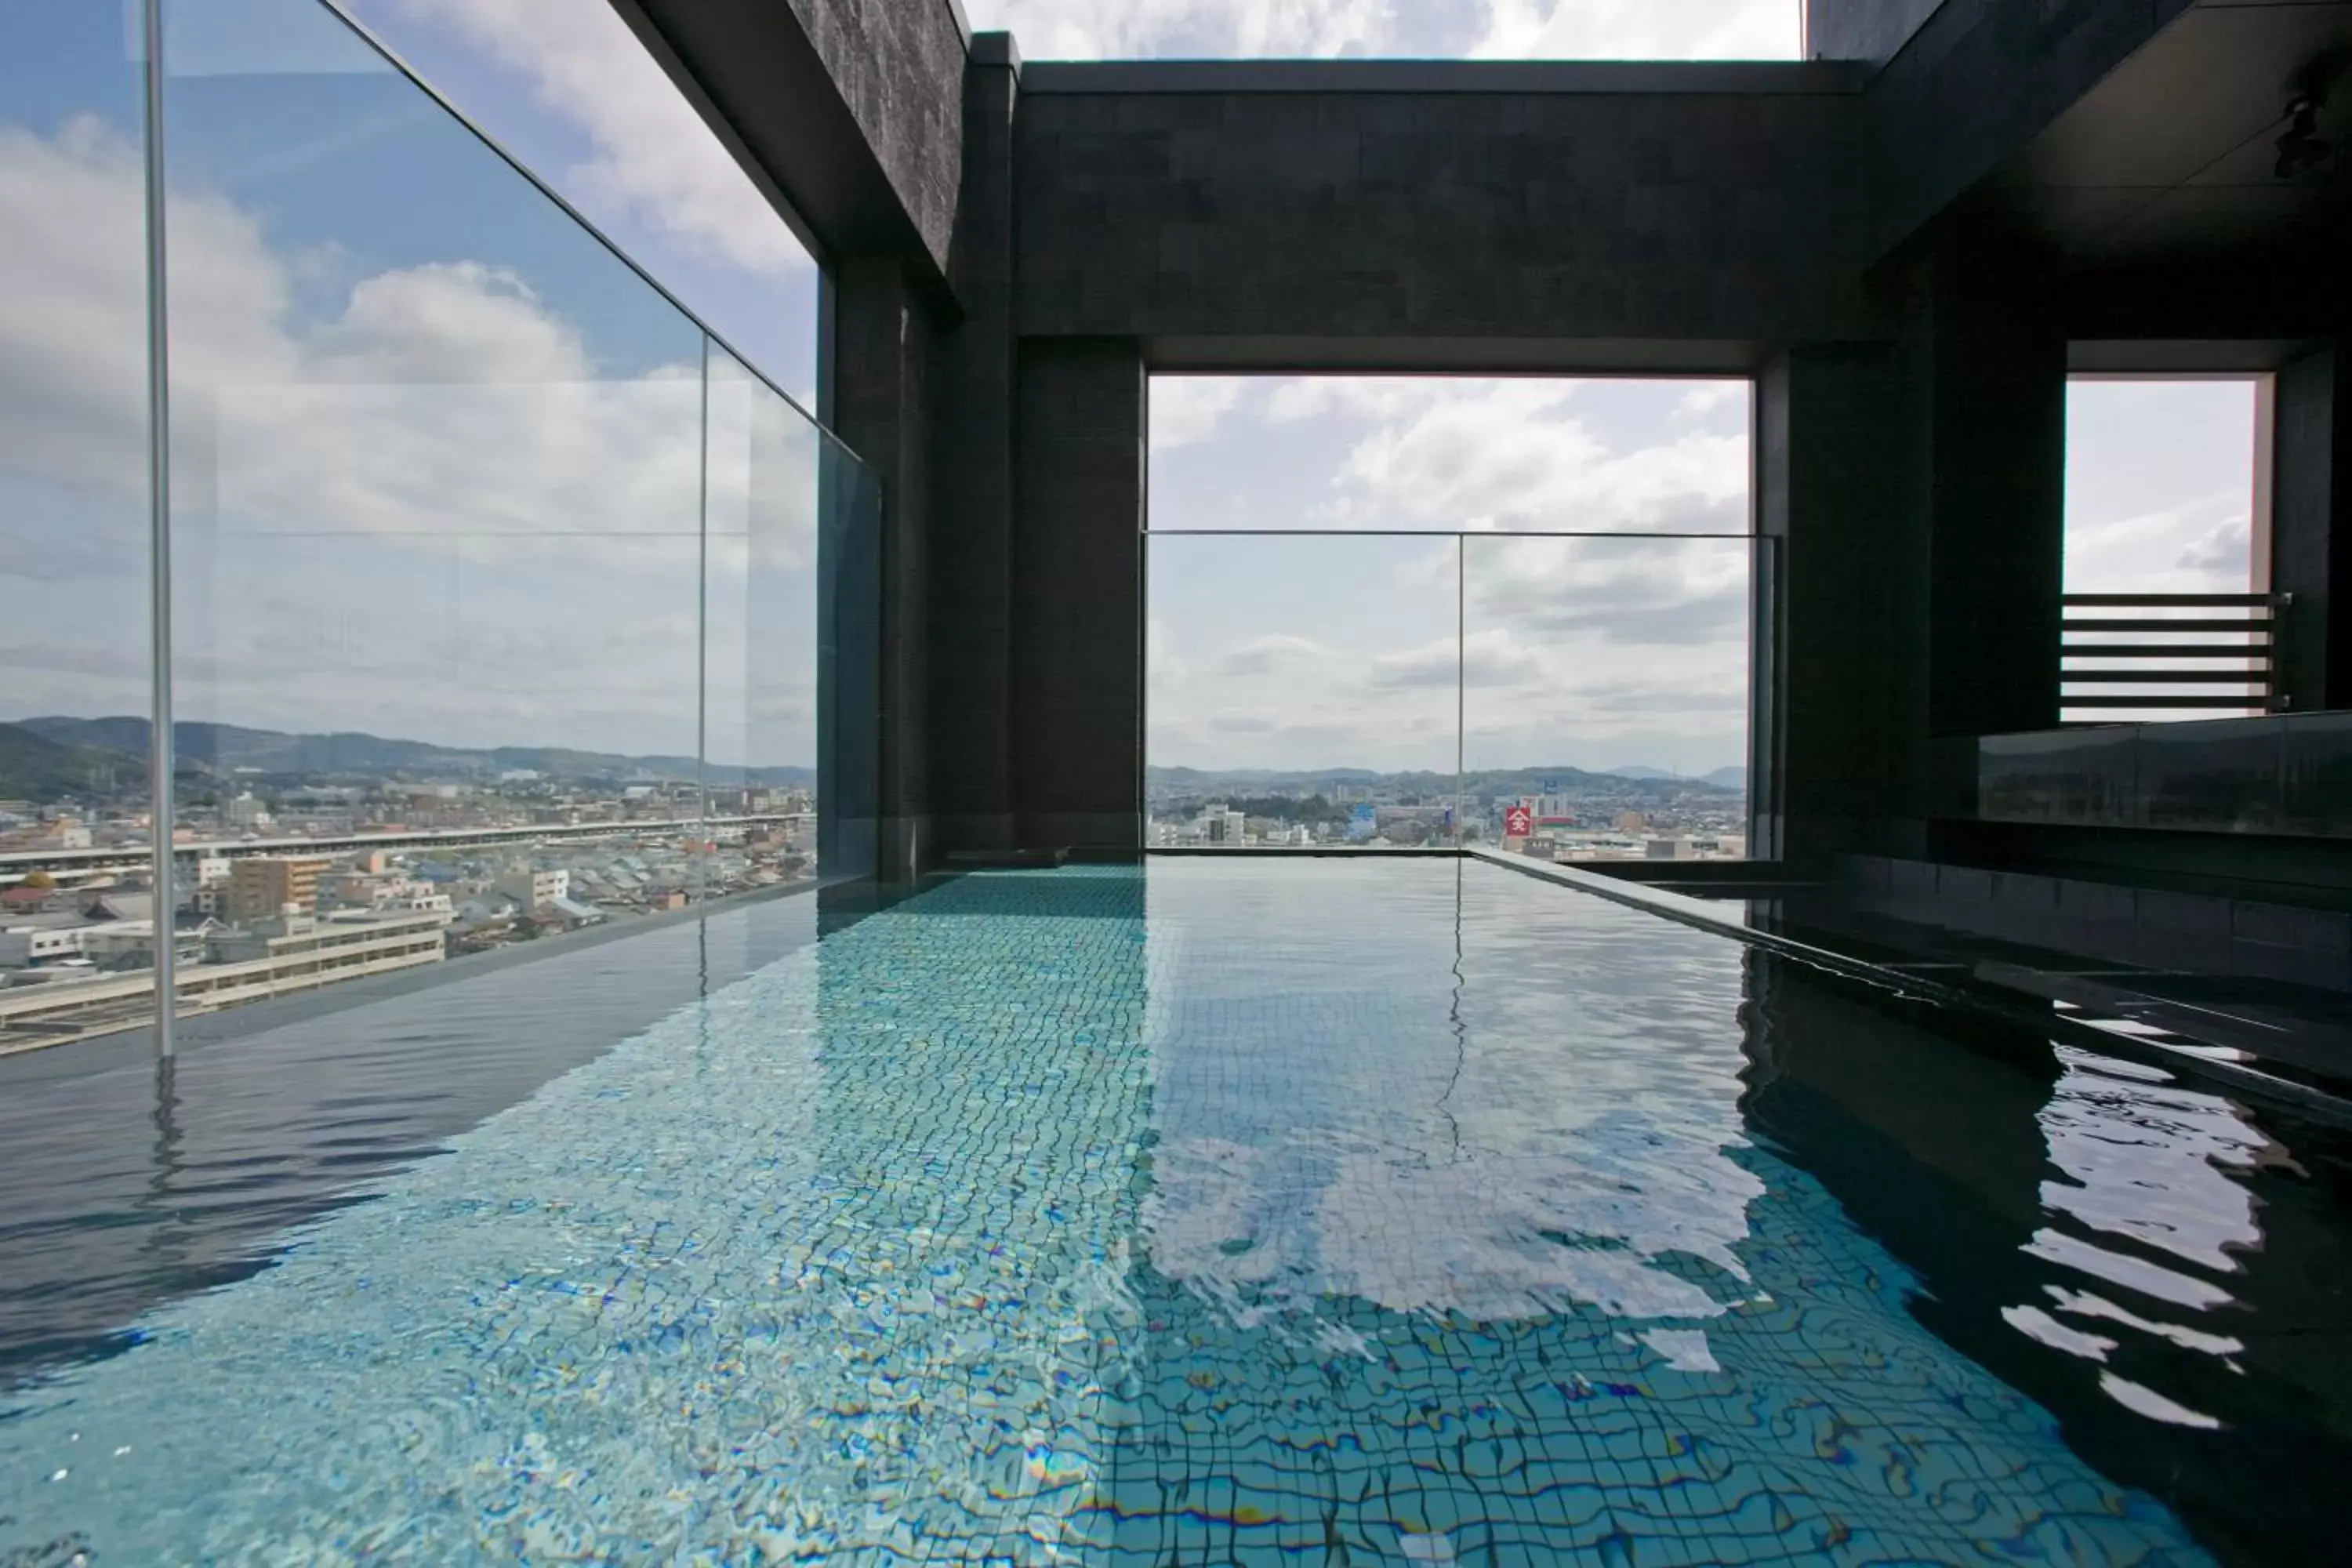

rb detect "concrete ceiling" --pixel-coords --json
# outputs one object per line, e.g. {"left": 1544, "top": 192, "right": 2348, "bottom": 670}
{"left": 1983, "top": 0, "right": 2352, "bottom": 261}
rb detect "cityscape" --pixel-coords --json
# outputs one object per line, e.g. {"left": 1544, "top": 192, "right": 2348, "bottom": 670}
{"left": 1146, "top": 764, "right": 1749, "bottom": 859}
{"left": 0, "top": 716, "right": 818, "bottom": 1056}
{"left": 3, "top": 713, "right": 1756, "bottom": 1057}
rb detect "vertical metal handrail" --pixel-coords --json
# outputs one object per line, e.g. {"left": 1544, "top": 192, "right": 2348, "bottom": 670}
{"left": 140, "top": 0, "right": 176, "bottom": 1058}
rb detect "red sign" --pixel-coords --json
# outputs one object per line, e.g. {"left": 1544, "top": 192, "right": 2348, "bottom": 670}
{"left": 1504, "top": 805, "right": 1534, "bottom": 838}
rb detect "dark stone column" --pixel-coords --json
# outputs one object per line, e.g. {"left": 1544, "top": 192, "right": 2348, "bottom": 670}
{"left": 1011, "top": 338, "right": 1146, "bottom": 851}
{"left": 829, "top": 254, "right": 937, "bottom": 880}
{"left": 1906, "top": 238, "right": 2068, "bottom": 745}
{"left": 2274, "top": 346, "right": 2349, "bottom": 712}
{"left": 925, "top": 34, "right": 1022, "bottom": 854}
{"left": 1757, "top": 343, "right": 1918, "bottom": 867}
{"left": 1759, "top": 239, "right": 2063, "bottom": 869}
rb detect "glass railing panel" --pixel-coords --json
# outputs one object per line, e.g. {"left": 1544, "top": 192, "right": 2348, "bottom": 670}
{"left": 1145, "top": 534, "right": 1462, "bottom": 848}
{"left": 162, "top": 0, "right": 708, "bottom": 1019}
{"left": 1980, "top": 728, "right": 2145, "bottom": 829}
{"left": 1462, "top": 534, "right": 1754, "bottom": 863}
{"left": 703, "top": 340, "right": 821, "bottom": 897}
{"left": 818, "top": 439, "right": 882, "bottom": 882}
{"left": 330, "top": 0, "right": 823, "bottom": 402}
{"left": 0, "top": 2, "right": 158, "bottom": 1051}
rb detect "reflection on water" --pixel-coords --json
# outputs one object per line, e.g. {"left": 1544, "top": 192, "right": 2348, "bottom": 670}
{"left": 0, "top": 892, "right": 822, "bottom": 1383}
{"left": 1145, "top": 861, "right": 1766, "bottom": 1324}
{"left": 1742, "top": 953, "right": 2352, "bottom": 1564}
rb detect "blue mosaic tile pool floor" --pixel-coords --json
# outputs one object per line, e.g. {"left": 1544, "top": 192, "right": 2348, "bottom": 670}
{"left": 0, "top": 862, "right": 2210, "bottom": 1563}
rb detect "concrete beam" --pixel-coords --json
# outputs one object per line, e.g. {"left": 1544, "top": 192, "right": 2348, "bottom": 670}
{"left": 1014, "top": 63, "right": 1875, "bottom": 350}
{"left": 610, "top": 0, "right": 968, "bottom": 296}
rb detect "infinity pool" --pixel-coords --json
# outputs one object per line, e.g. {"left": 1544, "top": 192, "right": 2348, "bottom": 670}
{"left": 1, "top": 860, "right": 2344, "bottom": 1563}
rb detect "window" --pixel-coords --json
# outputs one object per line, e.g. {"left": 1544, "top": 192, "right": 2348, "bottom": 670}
{"left": 1146, "top": 376, "right": 1756, "bottom": 862}
{"left": 2063, "top": 378, "right": 2270, "bottom": 724}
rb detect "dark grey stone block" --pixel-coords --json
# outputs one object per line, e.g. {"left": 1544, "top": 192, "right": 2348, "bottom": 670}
{"left": 2232, "top": 902, "right": 2352, "bottom": 958}
{"left": 2134, "top": 890, "right": 2232, "bottom": 938}
{"left": 1936, "top": 865, "right": 1993, "bottom": 902}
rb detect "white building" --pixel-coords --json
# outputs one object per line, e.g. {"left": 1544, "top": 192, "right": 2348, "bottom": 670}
{"left": 493, "top": 865, "right": 571, "bottom": 910}
{"left": 0, "top": 918, "right": 90, "bottom": 967}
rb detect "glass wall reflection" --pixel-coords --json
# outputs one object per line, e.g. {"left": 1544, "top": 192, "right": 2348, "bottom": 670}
{"left": 0, "top": 2, "right": 157, "bottom": 1050}
{"left": 705, "top": 343, "right": 821, "bottom": 897}
{"left": 164, "top": 0, "right": 708, "bottom": 1006}
{"left": 2, "top": 0, "right": 875, "bottom": 1054}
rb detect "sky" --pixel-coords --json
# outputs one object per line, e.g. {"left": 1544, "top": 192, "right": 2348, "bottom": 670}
{"left": 1149, "top": 378, "right": 1757, "bottom": 778}
{"left": 960, "top": 0, "right": 1806, "bottom": 60}
{"left": 0, "top": 0, "right": 2259, "bottom": 775}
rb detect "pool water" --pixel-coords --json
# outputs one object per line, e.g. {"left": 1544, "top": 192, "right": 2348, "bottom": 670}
{"left": 1, "top": 859, "right": 2344, "bottom": 1563}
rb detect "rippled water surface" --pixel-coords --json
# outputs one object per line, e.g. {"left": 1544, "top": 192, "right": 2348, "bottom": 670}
{"left": 0, "top": 860, "right": 2344, "bottom": 1565}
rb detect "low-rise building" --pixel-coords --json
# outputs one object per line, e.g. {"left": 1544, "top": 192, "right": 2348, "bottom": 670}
{"left": 226, "top": 856, "right": 332, "bottom": 923}
{"left": 493, "top": 865, "right": 571, "bottom": 910}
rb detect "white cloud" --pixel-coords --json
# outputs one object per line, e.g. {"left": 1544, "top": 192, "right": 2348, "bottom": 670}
{"left": 1472, "top": 0, "right": 1799, "bottom": 60}
{"left": 1216, "top": 633, "right": 1327, "bottom": 677}
{"left": 964, "top": 0, "right": 1799, "bottom": 59}
{"left": 1149, "top": 377, "right": 1246, "bottom": 450}
{"left": 0, "top": 119, "right": 815, "bottom": 759}
{"left": 2177, "top": 517, "right": 2251, "bottom": 577}
{"left": 345, "top": 0, "right": 811, "bottom": 278}
{"left": 964, "top": 0, "right": 1408, "bottom": 60}
{"left": 1334, "top": 380, "right": 1750, "bottom": 533}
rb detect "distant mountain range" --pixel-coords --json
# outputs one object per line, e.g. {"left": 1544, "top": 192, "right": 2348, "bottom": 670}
{"left": 0, "top": 721, "right": 149, "bottom": 804}
{"left": 1147, "top": 764, "right": 1741, "bottom": 802}
{"left": 1, "top": 717, "right": 812, "bottom": 802}
{"left": 1606, "top": 765, "right": 1748, "bottom": 789}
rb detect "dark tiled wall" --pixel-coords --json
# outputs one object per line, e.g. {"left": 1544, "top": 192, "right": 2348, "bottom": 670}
{"left": 1011, "top": 339, "right": 1146, "bottom": 850}
{"left": 926, "top": 48, "right": 1021, "bottom": 852}
{"left": 1013, "top": 79, "right": 1871, "bottom": 345}
{"left": 1838, "top": 852, "right": 2352, "bottom": 993}
{"left": 2274, "top": 347, "right": 2350, "bottom": 712}
{"left": 1980, "top": 714, "right": 2352, "bottom": 839}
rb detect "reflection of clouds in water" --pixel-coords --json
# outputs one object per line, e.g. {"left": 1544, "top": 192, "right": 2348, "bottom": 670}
{"left": 2038, "top": 1046, "right": 2270, "bottom": 1276}
{"left": 1147, "top": 1121, "right": 1761, "bottom": 1323}
{"left": 1142, "top": 863, "right": 1763, "bottom": 1327}
{"left": 2016, "top": 1047, "right": 2275, "bottom": 1432}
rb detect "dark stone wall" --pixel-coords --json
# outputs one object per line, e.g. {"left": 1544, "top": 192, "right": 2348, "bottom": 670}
{"left": 925, "top": 39, "right": 1022, "bottom": 853}
{"left": 1808, "top": 0, "right": 1947, "bottom": 64}
{"left": 1013, "top": 65, "right": 1873, "bottom": 350}
{"left": 1012, "top": 339, "right": 1146, "bottom": 851}
{"left": 830, "top": 257, "right": 938, "bottom": 878}
{"left": 2275, "top": 347, "right": 2350, "bottom": 711}
{"left": 1759, "top": 344, "right": 1923, "bottom": 866}
{"left": 1906, "top": 239, "right": 2069, "bottom": 743}
{"left": 615, "top": 0, "right": 969, "bottom": 291}
{"left": 780, "top": 0, "right": 968, "bottom": 278}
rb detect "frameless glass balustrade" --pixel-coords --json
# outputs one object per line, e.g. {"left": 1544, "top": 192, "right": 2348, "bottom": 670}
{"left": 0, "top": 0, "right": 879, "bottom": 1054}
